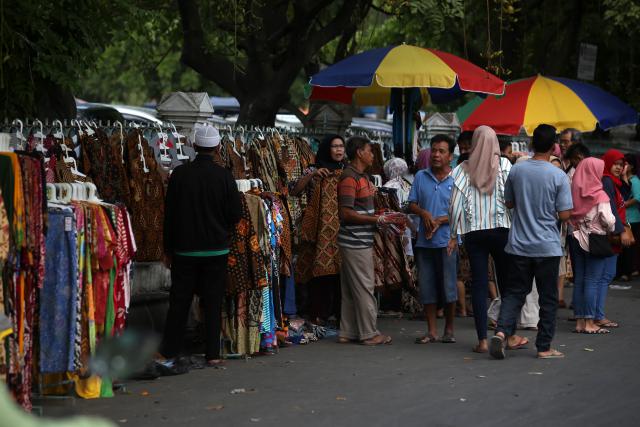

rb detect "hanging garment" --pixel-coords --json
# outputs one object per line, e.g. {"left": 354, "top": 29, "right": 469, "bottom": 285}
{"left": 226, "top": 195, "right": 268, "bottom": 295}
{"left": 40, "top": 209, "right": 78, "bottom": 373}
{"left": 295, "top": 172, "right": 342, "bottom": 284}
{"left": 125, "top": 130, "right": 165, "bottom": 261}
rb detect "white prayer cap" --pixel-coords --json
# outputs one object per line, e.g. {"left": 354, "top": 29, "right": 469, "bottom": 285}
{"left": 194, "top": 125, "right": 220, "bottom": 148}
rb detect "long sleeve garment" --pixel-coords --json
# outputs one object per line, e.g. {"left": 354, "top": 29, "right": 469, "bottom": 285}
{"left": 163, "top": 154, "right": 242, "bottom": 254}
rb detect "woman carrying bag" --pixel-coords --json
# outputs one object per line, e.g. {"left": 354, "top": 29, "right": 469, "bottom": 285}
{"left": 570, "top": 158, "right": 616, "bottom": 334}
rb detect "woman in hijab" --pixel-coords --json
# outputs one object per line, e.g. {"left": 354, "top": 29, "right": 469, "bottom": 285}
{"left": 624, "top": 154, "right": 640, "bottom": 277}
{"left": 449, "top": 126, "right": 527, "bottom": 353}
{"left": 596, "top": 149, "right": 634, "bottom": 329}
{"left": 290, "top": 134, "right": 346, "bottom": 325}
{"left": 570, "top": 158, "right": 616, "bottom": 333}
{"left": 289, "top": 134, "right": 345, "bottom": 197}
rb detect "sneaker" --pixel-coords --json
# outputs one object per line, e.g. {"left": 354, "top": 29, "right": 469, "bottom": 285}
{"left": 609, "top": 284, "right": 631, "bottom": 290}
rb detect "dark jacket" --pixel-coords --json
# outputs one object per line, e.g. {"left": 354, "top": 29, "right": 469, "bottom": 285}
{"left": 163, "top": 154, "right": 242, "bottom": 254}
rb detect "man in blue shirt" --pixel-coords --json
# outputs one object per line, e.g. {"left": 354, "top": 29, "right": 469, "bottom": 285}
{"left": 409, "top": 134, "right": 458, "bottom": 344}
{"left": 490, "top": 124, "right": 573, "bottom": 360}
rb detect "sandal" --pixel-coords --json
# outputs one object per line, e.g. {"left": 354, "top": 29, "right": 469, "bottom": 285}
{"left": 582, "top": 328, "right": 610, "bottom": 334}
{"left": 414, "top": 335, "right": 438, "bottom": 344}
{"left": 537, "top": 349, "right": 565, "bottom": 359}
{"left": 440, "top": 333, "right": 456, "bottom": 344}
{"left": 337, "top": 337, "right": 355, "bottom": 344}
{"left": 596, "top": 320, "right": 619, "bottom": 328}
{"left": 362, "top": 334, "right": 392, "bottom": 346}
{"left": 571, "top": 329, "right": 584, "bottom": 334}
{"left": 489, "top": 335, "right": 506, "bottom": 360}
{"left": 506, "top": 336, "right": 529, "bottom": 350}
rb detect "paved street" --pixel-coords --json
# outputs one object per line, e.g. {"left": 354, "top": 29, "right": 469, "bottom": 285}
{"left": 42, "top": 284, "right": 640, "bottom": 427}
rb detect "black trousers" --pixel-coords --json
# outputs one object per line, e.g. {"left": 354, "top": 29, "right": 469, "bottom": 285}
{"left": 496, "top": 255, "right": 560, "bottom": 352}
{"left": 160, "top": 254, "right": 227, "bottom": 360}
{"left": 307, "top": 274, "right": 341, "bottom": 321}
{"left": 464, "top": 228, "right": 510, "bottom": 340}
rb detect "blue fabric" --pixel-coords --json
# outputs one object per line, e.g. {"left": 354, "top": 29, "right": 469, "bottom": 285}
{"left": 504, "top": 160, "right": 573, "bottom": 257}
{"left": 572, "top": 246, "right": 606, "bottom": 319}
{"left": 595, "top": 254, "right": 617, "bottom": 321}
{"left": 40, "top": 209, "right": 78, "bottom": 373}
{"left": 549, "top": 77, "right": 638, "bottom": 130}
{"left": 282, "top": 275, "right": 297, "bottom": 315}
{"left": 310, "top": 46, "right": 394, "bottom": 87}
{"left": 391, "top": 87, "right": 423, "bottom": 158}
{"left": 627, "top": 176, "right": 640, "bottom": 223}
{"left": 408, "top": 168, "right": 454, "bottom": 248}
{"left": 415, "top": 247, "right": 458, "bottom": 305}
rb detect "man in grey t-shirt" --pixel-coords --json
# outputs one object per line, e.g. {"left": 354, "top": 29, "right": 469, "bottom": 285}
{"left": 490, "top": 124, "right": 573, "bottom": 360}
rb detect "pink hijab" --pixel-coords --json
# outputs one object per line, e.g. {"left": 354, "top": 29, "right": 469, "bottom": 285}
{"left": 571, "top": 157, "right": 610, "bottom": 220}
{"left": 462, "top": 125, "right": 500, "bottom": 194}
{"left": 416, "top": 148, "right": 431, "bottom": 170}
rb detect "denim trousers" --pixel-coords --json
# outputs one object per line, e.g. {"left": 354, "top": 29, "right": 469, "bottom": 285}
{"left": 595, "top": 255, "right": 617, "bottom": 321}
{"left": 464, "top": 228, "right": 510, "bottom": 341}
{"left": 572, "top": 246, "right": 606, "bottom": 319}
{"left": 496, "top": 255, "right": 560, "bottom": 352}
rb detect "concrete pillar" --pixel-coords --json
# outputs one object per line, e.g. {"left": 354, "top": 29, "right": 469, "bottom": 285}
{"left": 157, "top": 92, "right": 214, "bottom": 137}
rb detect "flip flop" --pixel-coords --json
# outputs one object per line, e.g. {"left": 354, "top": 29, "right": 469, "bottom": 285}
{"left": 362, "top": 335, "right": 392, "bottom": 346}
{"left": 415, "top": 335, "right": 438, "bottom": 344}
{"left": 571, "top": 329, "right": 584, "bottom": 334}
{"left": 537, "top": 349, "right": 565, "bottom": 359}
{"left": 596, "top": 321, "right": 619, "bottom": 328}
{"left": 489, "top": 335, "right": 506, "bottom": 360}
{"left": 506, "top": 337, "right": 529, "bottom": 350}
{"left": 582, "top": 328, "right": 610, "bottom": 334}
{"left": 440, "top": 334, "right": 457, "bottom": 343}
{"left": 337, "top": 337, "right": 355, "bottom": 344}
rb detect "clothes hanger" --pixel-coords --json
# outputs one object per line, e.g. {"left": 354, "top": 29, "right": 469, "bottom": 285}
{"left": 114, "top": 121, "right": 125, "bottom": 164}
{"left": 11, "top": 119, "right": 26, "bottom": 149}
{"left": 33, "top": 119, "right": 46, "bottom": 153}
{"left": 52, "top": 119, "right": 65, "bottom": 140}
{"left": 137, "top": 131, "right": 150, "bottom": 173}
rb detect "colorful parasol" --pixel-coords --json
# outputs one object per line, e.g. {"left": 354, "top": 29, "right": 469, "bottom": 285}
{"left": 308, "top": 45, "right": 506, "bottom": 105}
{"left": 457, "top": 75, "right": 638, "bottom": 135}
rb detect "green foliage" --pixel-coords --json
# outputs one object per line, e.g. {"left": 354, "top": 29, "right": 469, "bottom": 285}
{"left": 0, "top": 0, "right": 132, "bottom": 117}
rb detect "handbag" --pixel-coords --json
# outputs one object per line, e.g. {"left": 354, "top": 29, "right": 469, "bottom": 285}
{"left": 588, "top": 233, "right": 614, "bottom": 257}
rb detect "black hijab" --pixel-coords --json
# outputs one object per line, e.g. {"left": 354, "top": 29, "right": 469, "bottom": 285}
{"left": 315, "top": 134, "right": 345, "bottom": 171}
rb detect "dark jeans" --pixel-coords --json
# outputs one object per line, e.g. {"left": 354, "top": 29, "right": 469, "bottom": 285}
{"left": 161, "top": 254, "right": 227, "bottom": 360}
{"left": 464, "top": 228, "right": 510, "bottom": 341}
{"left": 496, "top": 255, "right": 560, "bottom": 352}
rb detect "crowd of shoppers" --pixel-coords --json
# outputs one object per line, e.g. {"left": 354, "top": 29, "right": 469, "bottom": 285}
{"left": 159, "top": 123, "right": 637, "bottom": 364}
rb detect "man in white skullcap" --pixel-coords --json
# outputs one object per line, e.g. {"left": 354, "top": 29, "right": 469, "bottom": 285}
{"left": 159, "top": 124, "right": 241, "bottom": 369}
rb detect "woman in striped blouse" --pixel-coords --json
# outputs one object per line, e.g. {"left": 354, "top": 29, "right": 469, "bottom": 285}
{"left": 448, "top": 126, "right": 526, "bottom": 353}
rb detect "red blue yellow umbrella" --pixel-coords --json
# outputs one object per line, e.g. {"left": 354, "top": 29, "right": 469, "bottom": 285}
{"left": 457, "top": 75, "right": 638, "bottom": 135}
{"left": 309, "top": 45, "right": 506, "bottom": 105}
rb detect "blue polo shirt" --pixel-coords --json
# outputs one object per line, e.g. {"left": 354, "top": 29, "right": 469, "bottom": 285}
{"left": 408, "top": 168, "right": 454, "bottom": 249}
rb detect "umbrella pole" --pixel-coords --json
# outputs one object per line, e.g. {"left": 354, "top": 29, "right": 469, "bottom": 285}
{"left": 402, "top": 88, "right": 406, "bottom": 162}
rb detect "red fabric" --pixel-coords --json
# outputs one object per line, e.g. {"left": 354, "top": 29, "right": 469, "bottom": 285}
{"left": 570, "top": 158, "right": 610, "bottom": 221}
{"left": 427, "top": 48, "right": 505, "bottom": 95}
{"left": 462, "top": 77, "right": 536, "bottom": 135}
{"left": 310, "top": 86, "right": 356, "bottom": 104}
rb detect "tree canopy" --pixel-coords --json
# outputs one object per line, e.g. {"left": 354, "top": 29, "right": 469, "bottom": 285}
{"left": 2, "top": 0, "right": 640, "bottom": 124}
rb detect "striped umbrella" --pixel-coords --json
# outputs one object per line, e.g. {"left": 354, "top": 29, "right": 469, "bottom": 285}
{"left": 457, "top": 75, "right": 638, "bottom": 135}
{"left": 309, "top": 45, "right": 506, "bottom": 105}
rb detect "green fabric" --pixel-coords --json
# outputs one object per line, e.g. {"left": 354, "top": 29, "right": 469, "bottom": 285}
{"left": 99, "top": 260, "right": 116, "bottom": 398}
{"left": 628, "top": 176, "right": 640, "bottom": 223}
{"left": 175, "top": 249, "right": 229, "bottom": 257}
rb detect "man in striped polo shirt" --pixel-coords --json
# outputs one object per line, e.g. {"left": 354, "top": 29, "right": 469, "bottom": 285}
{"left": 337, "top": 136, "right": 394, "bottom": 346}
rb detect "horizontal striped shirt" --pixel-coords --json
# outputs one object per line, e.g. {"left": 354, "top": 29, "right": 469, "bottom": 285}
{"left": 338, "top": 165, "right": 376, "bottom": 248}
{"left": 449, "top": 157, "right": 512, "bottom": 236}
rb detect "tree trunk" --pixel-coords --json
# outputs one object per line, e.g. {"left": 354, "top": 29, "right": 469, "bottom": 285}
{"left": 236, "top": 97, "right": 283, "bottom": 126}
